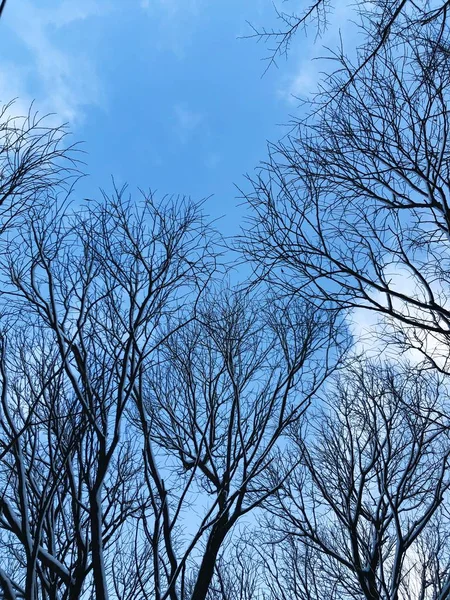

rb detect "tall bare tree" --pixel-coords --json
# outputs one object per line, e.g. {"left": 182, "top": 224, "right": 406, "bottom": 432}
{"left": 0, "top": 188, "right": 216, "bottom": 599}
{"left": 0, "top": 101, "right": 77, "bottom": 600}
{"left": 131, "top": 290, "right": 346, "bottom": 600}
{"left": 0, "top": 181, "right": 346, "bottom": 599}
{"left": 243, "top": 16, "right": 450, "bottom": 373}
{"left": 259, "top": 362, "right": 450, "bottom": 600}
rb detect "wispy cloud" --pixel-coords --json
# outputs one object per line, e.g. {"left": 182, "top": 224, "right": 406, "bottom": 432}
{"left": 173, "top": 104, "right": 204, "bottom": 144}
{"left": 2, "top": 0, "right": 111, "bottom": 124}
{"left": 278, "top": 1, "right": 358, "bottom": 103}
{"left": 349, "top": 264, "right": 450, "bottom": 370}
{"left": 140, "top": 0, "right": 203, "bottom": 57}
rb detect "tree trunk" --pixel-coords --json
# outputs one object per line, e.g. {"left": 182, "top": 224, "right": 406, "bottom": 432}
{"left": 190, "top": 518, "right": 231, "bottom": 600}
{"left": 90, "top": 488, "right": 109, "bottom": 600}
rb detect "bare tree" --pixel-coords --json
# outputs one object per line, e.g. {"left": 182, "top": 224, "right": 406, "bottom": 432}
{"left": 205, "top": 540, "right": 268, "bottom": 600}
{"left": 0, "top": 188, "right": 216, "bottom": 599}
{"left": 260, "top": 362, "right": 450, "bottom": 600}
{"left": 0, "top": 102, "right": 78, "bottom": 232}
{"left": 130, "top": 290, "right": 347, "bottom": 600}
{"left": 242, "top": 16, "right": 450, "bottom": 373}
{"left": 248, "top": 0, "right": 450, "bottom": 76}
{"left": 0, "top": 327, "right": 139, "bottom": 600}
{"left": 0, "top": 102, "right": 78, "bottom": 599}
{"left": 0, "top": 180, "right": 346, "bottom": 599}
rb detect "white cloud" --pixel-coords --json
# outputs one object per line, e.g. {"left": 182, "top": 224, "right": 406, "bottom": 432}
{"left": 280, "top": 62, "right": 320, "bottom": 102}
{"left": 349, "top": 264, "right": 450, "bottom": 372}
{"left": 1, "top": 0, "right": 111, "bottom": 124}
{"left": 278, "top": 1, "right": 359, "bottom": 102}
{"left": 0, "top": 64, "right": 33, "bottom": 118}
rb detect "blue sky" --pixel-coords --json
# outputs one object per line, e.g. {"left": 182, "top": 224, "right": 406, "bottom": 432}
{"left": 0, "top": 0, "right": 355, "bottom": 238}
